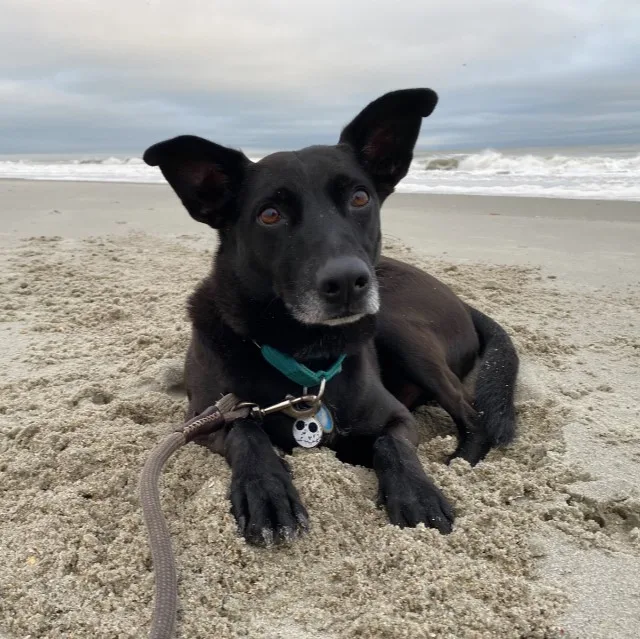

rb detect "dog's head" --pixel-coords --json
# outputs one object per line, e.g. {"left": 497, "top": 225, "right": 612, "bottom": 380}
{"left": 144, "top": 89, "right": 437, "bottom": 327}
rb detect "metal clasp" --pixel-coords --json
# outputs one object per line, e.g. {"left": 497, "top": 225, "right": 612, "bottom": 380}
{"left": 235, "top": 378, "right": 326, "bottom": 421}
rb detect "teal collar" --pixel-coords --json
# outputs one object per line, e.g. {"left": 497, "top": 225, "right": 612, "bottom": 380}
{"left": 259, "top": 343, "right": 346, "bottom": 388}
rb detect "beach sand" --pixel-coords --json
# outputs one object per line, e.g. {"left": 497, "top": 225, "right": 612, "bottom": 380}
{"left": 1, "top": 180, "right": 639, "bottom": 638}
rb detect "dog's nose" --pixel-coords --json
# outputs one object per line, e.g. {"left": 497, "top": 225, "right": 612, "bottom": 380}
{"left": 316, "top": 257, "right": 371, "bottom": 305}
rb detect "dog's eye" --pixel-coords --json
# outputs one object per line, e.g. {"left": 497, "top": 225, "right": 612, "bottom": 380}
{"left": 350, "top": 189, "right": 370, "bottom": 208}
{"left": 258, "top": 207, "right": 282, "bottom": 225}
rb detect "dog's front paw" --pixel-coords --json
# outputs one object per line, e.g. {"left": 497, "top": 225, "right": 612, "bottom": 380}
{"left": 377, "top": 473, "right": 454, "bottom": 534}
{"left": 229, "top": 466, "right": 309, "bottom": 546}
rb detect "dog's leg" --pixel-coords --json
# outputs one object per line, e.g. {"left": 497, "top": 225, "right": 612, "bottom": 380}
{"left": 419, "top": 362, "right": 493, "bottom": 465}
{"left": 224, "top": 419, "right": 309, "bottom": 546}
{"left": 373, "top": 416, "right": 454, "bottom": 534}
{"left": 466, "top": 304, "right": 519, "bottom": 449}
{"left": 395, "top": 349, "right": 492, "bottom": 465}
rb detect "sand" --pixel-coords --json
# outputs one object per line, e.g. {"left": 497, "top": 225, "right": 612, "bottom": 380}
{"left": 0, "top": 180, "right": 639, "bottom": 639}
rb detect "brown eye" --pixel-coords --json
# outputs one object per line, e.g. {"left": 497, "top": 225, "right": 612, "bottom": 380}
{"left": 350, "top": 189, "right": 370, "bottom": 208}
{"left": 258, "top": 207, "right": 282, "bottom": 225}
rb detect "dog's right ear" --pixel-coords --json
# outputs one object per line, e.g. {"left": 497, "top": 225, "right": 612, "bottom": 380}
{"left": 143, "top": 135, "right": 251, "bottom": 228}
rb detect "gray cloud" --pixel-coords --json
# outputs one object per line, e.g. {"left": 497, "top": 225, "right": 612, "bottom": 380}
{"left": 1, "top": 0, "right": 639, "bottom": 154}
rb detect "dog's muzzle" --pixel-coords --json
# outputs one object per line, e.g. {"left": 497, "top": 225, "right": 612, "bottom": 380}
{"left": 290, "top": 256, "right": 380, "bottom": 326}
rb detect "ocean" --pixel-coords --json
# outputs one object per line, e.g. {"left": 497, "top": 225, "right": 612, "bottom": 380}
{"left": 1, "top": 144, "right": 639, "bottom": 201}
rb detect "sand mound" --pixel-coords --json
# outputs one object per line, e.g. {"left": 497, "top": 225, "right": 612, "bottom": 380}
{"left": 0, "top": 232, "right": 636, "bottom": 638}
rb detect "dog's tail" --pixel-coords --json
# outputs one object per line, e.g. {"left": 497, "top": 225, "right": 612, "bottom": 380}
{"left": 467, "top": 304, "right": 519, "bottom": 446}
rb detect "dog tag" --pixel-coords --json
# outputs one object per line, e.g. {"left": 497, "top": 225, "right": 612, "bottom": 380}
{"left": 315, "top": 404, "right": 334, "bottom": 433}
{"left": 292, "top": 405, "right": 334, "bottom": 448}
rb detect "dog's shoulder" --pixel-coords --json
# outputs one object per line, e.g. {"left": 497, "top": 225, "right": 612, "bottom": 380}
{"left": 187, "top": 275, "right": 221, "bottom": 334}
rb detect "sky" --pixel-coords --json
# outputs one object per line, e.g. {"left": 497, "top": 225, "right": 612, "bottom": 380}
{"left": 1, "top": 0, "right": 639, "bottom": 155}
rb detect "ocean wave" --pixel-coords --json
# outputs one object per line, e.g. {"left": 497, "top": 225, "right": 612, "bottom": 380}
{"left": 75, "top": 157, "right": 144, "bottom": 165}
{"left": 425, "top": 157, "right": 460, "bottom": 171}
{"left": 423, "top": 149, "right": 640, "bottom": 176}
{"left": 0, "top": 158, "right": 162, "bottom": 183}
{"left": 396, "top": 181, "right": 640, "bottom": 200}
{"left": 2, "top": 149, "right": 640, "bottom": 201}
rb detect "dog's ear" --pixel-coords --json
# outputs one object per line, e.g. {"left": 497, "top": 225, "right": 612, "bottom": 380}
{"left": 143, "top": 135, "right": 251, "bottom": 228}
{"left": 338, "top": 88, "right": 438, "bottom": 197}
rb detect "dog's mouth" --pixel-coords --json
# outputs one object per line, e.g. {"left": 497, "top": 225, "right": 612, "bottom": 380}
{"left": 319, "top": 313, "right": 366, "bottom": 327}
{"left": 286, "top": 283, "right": 380, "bottom": 327}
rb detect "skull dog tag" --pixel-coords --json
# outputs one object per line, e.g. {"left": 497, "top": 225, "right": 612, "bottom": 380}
{"left": 292, "top": 404, "right": 334, "bottom": 448}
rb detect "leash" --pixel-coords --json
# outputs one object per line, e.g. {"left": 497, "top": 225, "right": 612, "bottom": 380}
{"left": 139, "top": 394, "right": 246, "bottom": 639}
{"left": 138, "top": 385, "right": 329, "bottom": 639}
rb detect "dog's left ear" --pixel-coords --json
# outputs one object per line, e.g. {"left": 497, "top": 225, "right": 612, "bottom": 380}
{"left": 143, "top": 135, "right": 251, "bottom": 228}
{"left": 339, "top": 88, "right": 438, "bottom": 197}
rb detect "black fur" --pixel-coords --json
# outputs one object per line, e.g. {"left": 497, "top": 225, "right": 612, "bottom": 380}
{"left": 465, "top": 305, "right": 519, "bottom": 448}
{"left": 143, "top": 88, "right": 519, "bottom": 546}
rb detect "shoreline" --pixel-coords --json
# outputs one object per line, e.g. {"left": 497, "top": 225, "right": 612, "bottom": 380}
{"left": 2, "top": 175, "right": 640, "bottom": 208}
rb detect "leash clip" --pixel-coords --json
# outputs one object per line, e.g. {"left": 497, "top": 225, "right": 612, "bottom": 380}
{"left": 235, "top": 378, "right": 326, "bottom": 420}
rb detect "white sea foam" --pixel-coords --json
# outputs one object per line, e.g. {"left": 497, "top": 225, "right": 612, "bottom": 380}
{"left": 401, "top": 148, "right": 640, "bottom": 201}
{"left": 423, "top": 149, "right": 640, "bottom": 175}
{"left": 0, "top": 157, "right": 161, "bottom": 183}
{"left": 1, "top": 147, "right": 639, "bottom": 201}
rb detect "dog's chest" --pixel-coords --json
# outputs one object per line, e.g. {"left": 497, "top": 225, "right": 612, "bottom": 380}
{"left": 227, "top": 342, "right": 392, "bottom": 448}
{"left": 271, "top": 376, "right": 392, "bottom": 449}
{"left": 323, "top": 384, "right": 391, "bottom": 437}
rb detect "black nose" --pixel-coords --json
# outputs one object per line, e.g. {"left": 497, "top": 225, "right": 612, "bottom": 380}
{"left": 316, "top": 257, "right": 371, "bottom": 305}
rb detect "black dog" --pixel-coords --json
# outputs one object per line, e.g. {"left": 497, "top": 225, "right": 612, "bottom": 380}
{"left": 143, "top": 88, "right": 519, "bottom": 545}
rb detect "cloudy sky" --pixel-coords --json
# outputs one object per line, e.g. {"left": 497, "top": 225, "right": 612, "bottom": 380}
{"left": 1, "top": 0, "right": 639, "bottom": 154}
